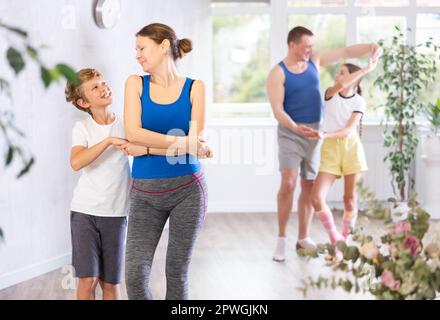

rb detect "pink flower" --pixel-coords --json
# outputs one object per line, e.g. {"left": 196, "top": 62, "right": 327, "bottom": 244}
{"left": 381, "top": 270, "right": 401, "bottom": 291}
{"left": 402, "top": 235, "right": 421, "bottom": 256}
{"left": 389, "top": 221, "right": 411, "bottom": 235}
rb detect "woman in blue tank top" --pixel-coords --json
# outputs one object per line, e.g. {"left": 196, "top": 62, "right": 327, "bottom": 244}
{"left": 122, "top": 23, "right": 212, "bottom": 300}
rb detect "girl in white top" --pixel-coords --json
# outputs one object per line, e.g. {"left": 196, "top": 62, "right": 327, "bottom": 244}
{"left": 311, "top": 57, "right": 379, "bottom": 259}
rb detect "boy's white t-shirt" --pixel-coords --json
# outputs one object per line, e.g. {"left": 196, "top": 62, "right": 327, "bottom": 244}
{"left": 322, "top": 92, "right": 366, "bottom": 135}
{"left": 70, "top": 114, "right": 131, "bottom": 217}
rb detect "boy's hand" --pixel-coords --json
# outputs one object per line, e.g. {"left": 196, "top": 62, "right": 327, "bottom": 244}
{"left": 108, "top": 137, "right": 128, "bottom": 147}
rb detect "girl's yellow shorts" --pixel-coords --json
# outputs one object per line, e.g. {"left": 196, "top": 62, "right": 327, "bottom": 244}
{"left": 319, "top": 133, "right": 368, "bottom": 179}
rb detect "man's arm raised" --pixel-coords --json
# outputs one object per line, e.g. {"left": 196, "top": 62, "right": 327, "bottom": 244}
{"left": 313, "top": 43, "right": 381, "bottom": 67}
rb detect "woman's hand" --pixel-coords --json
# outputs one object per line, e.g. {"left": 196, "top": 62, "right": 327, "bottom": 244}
{"left": 186, "top": 136, "right": 210, "bottom": 157}
{"left": 108, "top": 137, "right": 130, "bottom": 155}
{"left": 197, "top": 143, "right": 214, "bottom": 159}
{"left": 197, "top": 136, "right": 214, "bottom": 159}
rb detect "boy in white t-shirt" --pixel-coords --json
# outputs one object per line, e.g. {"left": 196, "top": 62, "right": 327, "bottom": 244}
{"left": 65, "top": 68, "right": 131, "bottom": 300}
{"left": 310, "top": 57, "right": 379, "bottom": 260}
{"left": 65, "top": 68, "right": 190, "bottom": 299}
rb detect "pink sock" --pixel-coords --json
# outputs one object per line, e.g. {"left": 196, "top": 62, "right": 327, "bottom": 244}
{"left": 342, "top": 210, "right": 357, "bottom": 239}
{"left": 318, "top": 209, "right": 344, "bottom": 245}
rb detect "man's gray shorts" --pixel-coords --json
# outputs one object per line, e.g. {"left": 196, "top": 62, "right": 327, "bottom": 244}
{"left": 277, "top": 122, "right": 322, "bottom": 180}
{"left": 70, "top": 211, "right": 127, "bottom": 284}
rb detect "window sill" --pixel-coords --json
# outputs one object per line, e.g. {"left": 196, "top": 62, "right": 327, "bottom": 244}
{"left": 207, "top": 118, "right": 430, "bottom": 128}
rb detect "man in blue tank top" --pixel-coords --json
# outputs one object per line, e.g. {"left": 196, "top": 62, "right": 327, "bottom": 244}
{"left": 267, "top": 26, "right": 381, "bottom": 262}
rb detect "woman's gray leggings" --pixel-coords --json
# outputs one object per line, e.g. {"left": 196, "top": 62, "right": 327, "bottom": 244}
{"left": 125, "top": 172, "right": 207, "bottom": 300}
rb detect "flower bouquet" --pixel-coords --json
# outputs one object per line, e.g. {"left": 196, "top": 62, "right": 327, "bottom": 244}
{"left": 298, "top": 183, "right": 440, "bottom": 300}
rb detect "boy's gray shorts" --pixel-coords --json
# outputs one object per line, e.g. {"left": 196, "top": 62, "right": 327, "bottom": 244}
{"left": 277, "top": 122, "right": 322, "bottom": 180}
{"left": 70, "top": 211, "right": 127, "bottom": 284}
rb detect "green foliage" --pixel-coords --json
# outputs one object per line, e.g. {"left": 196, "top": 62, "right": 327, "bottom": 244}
{"left": 0, "top": 21, "right": 28, "bottom": 38}
{"left": 423, "top": 99, "right": 440, "bottom": 136}
{"left": 298, "top": 181, "right": 440, "bottom": 300}
{"left": 6, "top": 47, "right": 25, "bottom": 74}
{"left": 0, "top": 20, "right": 78, "bottom": 178}
{"left": 56, "top": 64, "right": 80, "bottom": 86}
{"left": 357, "top": 180, "right": 392, "bottom": 222}
{"left": 374, "top": 26, "right": 439, "bottom": 201}
{"left": 0, "top": 19, "right": 78, "bottom": 241}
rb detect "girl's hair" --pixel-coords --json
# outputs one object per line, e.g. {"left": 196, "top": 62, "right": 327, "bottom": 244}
{"left": 136, "top": 23, "right": 192, "bottom": 61}
{"left": 65, "top": 68, "right": 101, "bottom": 116}
{"left": 342, "top": 63, "right": 364, "bottom": 138}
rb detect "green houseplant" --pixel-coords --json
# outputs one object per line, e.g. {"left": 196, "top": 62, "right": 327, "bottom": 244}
{"left": 1, "top": 20, "right": 78, "bottom": 241}
{"left": 374, "top": 26, "right": 439, "bottom": 201}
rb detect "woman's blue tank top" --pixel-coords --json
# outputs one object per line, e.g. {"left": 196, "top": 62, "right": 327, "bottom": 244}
{"left": 132, "top": 75, "right": 201, "bottom": 179}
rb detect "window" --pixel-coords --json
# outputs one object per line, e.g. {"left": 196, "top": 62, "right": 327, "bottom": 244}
{"left": 417, "top": 13, "right": 440, "bottom": 106}
{"left": 212, "top": 1, "right": 269, "bottom": 8}
{"left": 417, "top": 13, "right": 440, "bottom": 44}
{"left": 213, "top": 15, "right": 270, "bottom": 104}
{"left": 354, "top": 0, "right": 409, "bottom": 6}
{"left": 357, "top": 16, "right": 407, "bottom": 115}
{"left": 288, "top": 0, "right": 346, "bottom": 7}
{"left": 417, "top": 0, "right": 440, "bottom": 6}
{"left": 210, "top": 0, "right": 440, "bottom": 120}
{"left": 288, "top": 14, "right": 346, "bottom": 95}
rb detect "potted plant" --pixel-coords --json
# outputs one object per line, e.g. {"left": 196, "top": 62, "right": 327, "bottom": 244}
{"left": 374, "top": 26, "right": 439, "bottom": 202}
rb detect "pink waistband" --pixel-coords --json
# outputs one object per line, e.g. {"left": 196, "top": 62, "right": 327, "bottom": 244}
{"left": 131, "top": 172, "right": 204, "bottom": 194}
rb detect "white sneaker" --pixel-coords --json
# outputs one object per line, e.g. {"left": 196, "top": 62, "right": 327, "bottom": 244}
{"left": 272, "top": 237, "right": 288, "bottom": 262}
{"left": 296, "top": 237, "right": 317, "bottom": 250}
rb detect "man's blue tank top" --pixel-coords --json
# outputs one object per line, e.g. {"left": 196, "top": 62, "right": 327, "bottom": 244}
{"left": 279, "top": 60, "right": 323, "bottom": 123}
{"left": 132, "top": 75, "right": 201, "bottom": 179}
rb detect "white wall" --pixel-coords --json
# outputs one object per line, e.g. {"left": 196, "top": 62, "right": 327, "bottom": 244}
{"left": 0, "top": 0, "right": 211, "bottom": 290}
{"left": 203, "top": 121, "right": 428, "bottom": 213}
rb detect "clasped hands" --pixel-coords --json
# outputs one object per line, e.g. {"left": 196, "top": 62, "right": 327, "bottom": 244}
{"left": 110, "top": 136, "right": 214, "bottom": 159}
{"left": 295, "top": 125, "right": 325, "bottom": 140}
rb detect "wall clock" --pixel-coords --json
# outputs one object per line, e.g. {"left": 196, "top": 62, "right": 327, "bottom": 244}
{"left": 94, "top": 0, "right": 121, "bottom": 29}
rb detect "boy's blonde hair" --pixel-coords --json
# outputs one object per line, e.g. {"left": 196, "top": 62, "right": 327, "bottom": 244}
{"left": 65, "top": 68, "right": 102, "bottom": 115}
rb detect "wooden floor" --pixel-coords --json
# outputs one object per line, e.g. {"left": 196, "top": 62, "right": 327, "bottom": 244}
{"left": 0, "top": 212, "right": 414, "bottom": 300}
